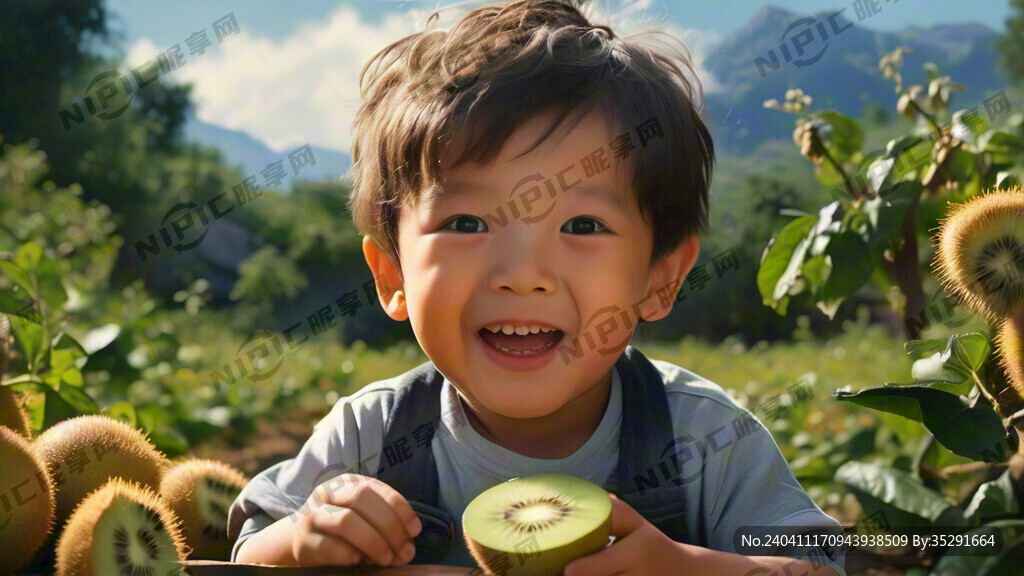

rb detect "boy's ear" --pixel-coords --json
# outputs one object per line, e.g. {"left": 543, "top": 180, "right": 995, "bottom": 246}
{"left": 362, "top": 236, "right": 408, "bottom": 321}
{"left": 641, "top": 234, "right": 700, "bottom": 322}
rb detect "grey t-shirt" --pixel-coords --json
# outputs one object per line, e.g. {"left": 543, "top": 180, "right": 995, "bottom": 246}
{"left": 228, "top": 358, "right": 845, "bottom": 575}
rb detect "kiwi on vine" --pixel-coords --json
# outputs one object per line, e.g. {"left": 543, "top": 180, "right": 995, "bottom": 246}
{"left": 933, "top": 186, "right": 1024, "bottom": 321}
{"left": 159, "top": 459, "right": 249, "bottom": 560}
{"left": 462, "top": 473, "right": 611, "bottom": 576}
{"left": 55, "top": 478, "right": 188, "bottom": 576}
{"left": 33, "top": 415, "right": 170, "bottom": 529}
{"left": 0, "top": 425, "right": 55, "bottom": 574}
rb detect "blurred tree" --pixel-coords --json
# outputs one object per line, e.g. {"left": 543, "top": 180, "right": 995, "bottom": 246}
{"left": 999, "top": 0, "right": 1024, "bottom": 85}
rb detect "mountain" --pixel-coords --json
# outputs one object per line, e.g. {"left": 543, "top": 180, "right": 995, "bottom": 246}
{"left": 182, "top": 115, "right": 351, "bottom": 190}
{"left": 181, "top": 6, "right": 1006, "bottom": 167}
{"left": 702, "top": 5, "right": 1006, "bottom": 152}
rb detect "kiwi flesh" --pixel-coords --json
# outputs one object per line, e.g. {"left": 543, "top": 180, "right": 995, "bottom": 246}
{"left": 33, "top": 415, "right": 170, "bottom": 530}
{"left": 463, "top": 473, "right": 611, "bottom": 576}
{"left": 0, "top": 425, "right": 55, "bottom": 574}
{"left": 55, "top": 478, "right": 188, "bottom": 576}
{"left": 159, "top": 459, "right": 249, "bottom": 560}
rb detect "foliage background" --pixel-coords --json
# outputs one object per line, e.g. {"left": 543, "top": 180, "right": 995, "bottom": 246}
{"left": 3, "top": 1, "right": 1024, "bottom": 573}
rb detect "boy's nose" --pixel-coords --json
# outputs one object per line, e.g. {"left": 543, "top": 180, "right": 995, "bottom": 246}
{"left": 487, "top": 237, "right": 558, "bottom": 295}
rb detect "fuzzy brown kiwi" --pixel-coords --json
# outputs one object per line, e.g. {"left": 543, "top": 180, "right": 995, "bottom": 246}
{"left": 55, "top": 478, "right": 188, "bottom": 576}
{"left": 0, "top": 385, "right": 31, "bottom": 440}
{"left": 0, "top": 425, "right": 55, "bottom": 574}
{"left": 995, "top": 307, "right": 1024, "bottom": 410}
{"left": 159, "top": 459, "right": 249, "bottom": 560}
{"left": 34, "top": 415, "right": 170, "bottom": 531}
{"left": 933, "top": 187, "right": 1024, "bottom": 321}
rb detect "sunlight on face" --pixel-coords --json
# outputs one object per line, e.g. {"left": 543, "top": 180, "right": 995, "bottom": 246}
{"left": 393, "top": 108, "right": 663, "bottom": 420}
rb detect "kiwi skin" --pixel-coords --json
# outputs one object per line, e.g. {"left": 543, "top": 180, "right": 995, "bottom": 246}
{"left": 33, "top": 415, "right": 170, "bottom": 531}
{"left": 55, "top": 478, "right": 188, "bottom": 576}
{"left": 0, "top": 385, "right": 31, "bottom": 439}
{"left": 995, "top": 307, "right": 1024, "bottom": 407}
{"left": 0, "top": 425, "right": 56, "bottom": 575}
{"left": 933, "top": 187, "right": 1024, "bottom": 321}
{"left": 159, "top": 459, "right": 249, "bottom": 560}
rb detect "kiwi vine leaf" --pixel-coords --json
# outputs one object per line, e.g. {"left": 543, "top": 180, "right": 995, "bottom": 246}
{"left": 761, "top": 47, "right": 1024, "bottom": 572}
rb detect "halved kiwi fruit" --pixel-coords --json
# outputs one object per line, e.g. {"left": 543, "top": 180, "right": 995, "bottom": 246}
{"left": 0, "top": 425, "right": 55, "bottom": 574}
{"left": 55, "top": 478, "right": 188, "bottom": 576}
{"left": 160, "top": 459, "right": 249, "bottom": 560}
{"left": 33, "top": 415, "right": 170, "bottom": 529}
{"left": 463, "top": 473, "right": 611, "bottom": 576}
{"left": 934, "top": 186, "right": 1024, "bottom": 321}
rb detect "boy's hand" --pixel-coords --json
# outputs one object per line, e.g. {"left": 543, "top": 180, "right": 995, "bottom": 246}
{"left": 291, "top": 474, "right": 423, "bottom": 567}
{"left": 563, "top": 494, "right": 696, "bottom": 576}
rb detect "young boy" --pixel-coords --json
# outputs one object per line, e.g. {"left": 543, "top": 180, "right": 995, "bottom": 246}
{"left": 228, "top": 1, "right": 845, "bottom": 574}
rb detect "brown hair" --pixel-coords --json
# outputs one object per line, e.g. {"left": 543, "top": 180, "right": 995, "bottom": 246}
{"left": 347, "top": 0, "right": 714, "bottom": 266}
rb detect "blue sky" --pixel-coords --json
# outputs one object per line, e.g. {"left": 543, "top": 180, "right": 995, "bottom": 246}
{"left": 105, "top": 0, "right": 1010, "bottom": 49}
{"left": 100, "top": 0, "right": 1013, "bottom": 154}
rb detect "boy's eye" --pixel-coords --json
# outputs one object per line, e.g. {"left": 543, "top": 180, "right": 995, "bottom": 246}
{"left": 561, "top": 217, "right": 608, "bottom": 235}
{"left": 443, "top": 215, "right": 488, "bottom": 233}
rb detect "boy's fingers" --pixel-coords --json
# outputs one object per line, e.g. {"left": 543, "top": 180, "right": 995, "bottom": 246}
{"left": 312, "top": 505, "right": 395, "bottom": 566}
{"left": 607, "top": 493, "right": 645, "bottom": 537}
{"left": 342, "top": 479, "right": 421, "bottom": 563}
{"left": 322, "top": 475, "right": 422, "bottom": 539}
{"left": 363, "top": 476, "right": 423, "bottom": 539}
{"left": 296, "top": 530, "right": 363, "bottom": 566}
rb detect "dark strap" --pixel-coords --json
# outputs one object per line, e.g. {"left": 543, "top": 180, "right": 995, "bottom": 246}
{"left": 611, "top": 346, "right": 692, "bottom": 544}
{"left": 375, "top": 346, "right": 689, "bottom": 562}
{"left": 374, "top": 361, "right": 453, "bottom": 564}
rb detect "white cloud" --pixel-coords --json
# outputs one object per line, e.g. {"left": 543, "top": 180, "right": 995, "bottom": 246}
{"left": 124, "top": 1, "right": 720, "bottom": 154}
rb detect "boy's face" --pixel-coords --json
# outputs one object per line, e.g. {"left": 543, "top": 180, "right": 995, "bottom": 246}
{"left": 364, "top": 108, "right": 698, "bottom": 421}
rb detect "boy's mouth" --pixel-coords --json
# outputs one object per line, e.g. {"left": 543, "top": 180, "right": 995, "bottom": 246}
{"left": 478, "top": 325, "right": 564, "bottom": 355}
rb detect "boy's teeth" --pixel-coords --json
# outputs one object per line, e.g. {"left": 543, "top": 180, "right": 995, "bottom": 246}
{"left": 488, "top": 325, "right": 553, "bottom": 335}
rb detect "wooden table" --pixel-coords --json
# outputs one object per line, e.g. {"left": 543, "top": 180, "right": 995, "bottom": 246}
{"left": 182, "top": 561, "right": 479, "bottom": 575}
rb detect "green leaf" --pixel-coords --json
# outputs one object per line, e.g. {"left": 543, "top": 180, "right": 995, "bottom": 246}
{"left": 816, "top": 231, "right": 875, "bottom": 318}
{"left": 869, "top": 181, "right": 920, "bottom": 239}
{"left": 979, "top": 130, "right": 1024, "bottom": 166}
{"left": 11, "top": 317, "right": 47, "bottom": 372}
{"left": 52, "top": 332, "right": 88, "bottom": 359}
{"left": 834, "top": 385, "right": 1009, "bottom": 461}
{"left": 757, "top": 215, "right": 818, "bottom": 315}
{"left": 834, "top": 461, "right": 955, "bottom": 525}
{"left": 963, "top": 471, "right": 1020, "bottom": 523}
{"left": 106, "top": 401, "right": 138, "bottom": 428}
{"left": 0, "top": 258, "right": 36, "bottom": 300}
{"left": 930, "top": 520, "right": 1024, "bottom": 576}
{"left": 943, "top": 149, "right": 979, "bottom": 183}
{"left": 953, "top": 108, "right": 992, "bottom": 151}
{"left": 13, "top": 243, "right": 43, "bottom": 272}
{"left": 908, "top": 333, "right": 989, "bottom": 393}
{"left": 816, "top": 110, "right": 863, "bottom": 162}
{"left": 40, "top": 386, "right": 97, "bottom": 429}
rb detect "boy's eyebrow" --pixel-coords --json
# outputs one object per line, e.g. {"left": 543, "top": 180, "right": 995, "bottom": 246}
{"left": 425, "top": 179, "right": 630, "bottom": 212}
